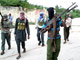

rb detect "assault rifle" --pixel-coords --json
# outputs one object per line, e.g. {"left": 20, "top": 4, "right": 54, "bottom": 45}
{"left": 41, "top": 2, "right": 78, "bottom": 33}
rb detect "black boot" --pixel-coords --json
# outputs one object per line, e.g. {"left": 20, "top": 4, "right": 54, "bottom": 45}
{"left": 23, "top": 48, "right": 26, "bottom": 53}
{"left": 67, "top": 39, "right": 69, "bottom": 41}
{"left": 63, "top": 40, "right": 66, "bottom": 44}
{"left": 38, "top": 41, "right": 41, "bottom": 46}
{"left": 1, "top": 50, "right": 5, "bottom": 55}
{"left": 8, "top": 46, "right": 11, "bottom": 50}
{"left": 42, "top": 44, "right": 45, "bottom": 47}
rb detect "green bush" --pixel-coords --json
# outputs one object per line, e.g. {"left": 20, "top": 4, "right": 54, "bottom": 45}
{"left": 0, "top": 0, "right": 80, "bottom": 18}
{"left": 0, "top": 0, "right": 19, "bottom": 6}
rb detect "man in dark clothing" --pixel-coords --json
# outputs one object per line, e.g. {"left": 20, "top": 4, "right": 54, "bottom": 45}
{"left": 41, "top": 7, "right": 64, "bottom": 60}
{"left": 14, "top": 11, "right": 30, "bottom": 59}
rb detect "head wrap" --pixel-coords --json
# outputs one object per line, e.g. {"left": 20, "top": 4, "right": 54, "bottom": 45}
{"left": 38, "top": 12, "right": 44, "bottom": 21}
{"left": 47, "top": 7, "right": 54, "bottom": 20}
{"left": 20, "top": 11, "right": 25, "bottom": 20}
{"left": 3, "top": 14, "right": 8, "bottom": 21}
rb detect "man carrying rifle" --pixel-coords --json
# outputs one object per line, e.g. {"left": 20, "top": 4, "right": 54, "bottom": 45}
{"left": 41, "top": 2, "right": 78, "bottom": 60}
{"left": 41, "top": 7, "right": 64, "bottom": 60}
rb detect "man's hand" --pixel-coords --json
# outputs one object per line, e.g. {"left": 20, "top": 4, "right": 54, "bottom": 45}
{"left": 28, "top": 35, "right": 30, "bottom": 39}
{"left": 40, "top": 28, "right": 46, "bottom": 34}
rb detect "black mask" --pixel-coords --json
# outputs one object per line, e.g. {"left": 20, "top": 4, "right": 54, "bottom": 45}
{"left": 47, "top": 7, "right": 54, "bottom": 20}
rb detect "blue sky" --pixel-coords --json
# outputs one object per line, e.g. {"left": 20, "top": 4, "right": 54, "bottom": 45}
{"left": 28, "top": 0, "right": 80, "bottom": 9}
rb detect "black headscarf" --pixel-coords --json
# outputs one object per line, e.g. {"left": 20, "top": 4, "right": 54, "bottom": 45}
{"left": 47, "top": 7, "right": 54, "bottom": 20}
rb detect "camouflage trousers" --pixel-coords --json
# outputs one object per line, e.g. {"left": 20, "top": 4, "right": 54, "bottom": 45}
{"left": 47, "top": 39, "right": 61, "bottom": 60}
{"left": 1, "top": 33, "right": 11, "bottom": 50}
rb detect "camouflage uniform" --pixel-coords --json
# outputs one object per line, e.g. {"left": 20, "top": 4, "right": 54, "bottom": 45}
{"left": 1, "top": 20, "right": 11, "bottom": 50}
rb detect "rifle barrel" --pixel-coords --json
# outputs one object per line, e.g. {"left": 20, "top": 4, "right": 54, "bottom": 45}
{"left": 68, "top": 5, "right": 78, "bottom": 12}
{"left": 46, "top": 2, "right": 77, "bottom": 27}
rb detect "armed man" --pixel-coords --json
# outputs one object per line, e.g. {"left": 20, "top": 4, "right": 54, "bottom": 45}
{"left": 41, "top": 7, "right": 64, "bottom": 60}
{"left": 0, "top": 12, "right": 11, "bottom": 55}
{"left": 41, "top": 2, "right": 78, "bottom": 60}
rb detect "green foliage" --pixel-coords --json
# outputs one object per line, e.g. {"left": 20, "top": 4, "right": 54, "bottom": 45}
{"left": 0, "top": 0, "right": 19, "bottom": 6}
{"left": 0, "top": 0, "right": 80, "bottom": 18}
{"left": 20, "top": 1, "right": 30, "bottom": 8}
{"left": 0, "top": 0, "right": 44, "bottom": 10}
{"left": 71, "top": 9, "right": 80, "bottom": 18}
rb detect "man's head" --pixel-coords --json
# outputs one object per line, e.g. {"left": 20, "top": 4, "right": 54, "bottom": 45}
{"left": 40, "top": 12, "right": 44, "bottom": 17}
{"left": 20, "top": 11, "right": 25, "bottom": 16}
{"left": 3, "top": 14, "right": 8, "bottom": 21}
{"left": 47, "top": 7, "right": 54, "bottom": 20}
{"left": 66, "top": 13, "right": 72, "bottom": 18}
{"left": 9, "top": 13, "right": 11, "bottom": 16}
{"left": 20, "top": 11, "right": 25, "bottom": 20}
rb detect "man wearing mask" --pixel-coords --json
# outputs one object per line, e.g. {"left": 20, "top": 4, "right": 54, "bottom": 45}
{"left": 41, "top": 7, "right": 64, "bottom": 60}
{"left": 0, "top": 12, "right": 11, "bottom": 55}
{"left": 14, "top": 11, "right": 30, "bottom": 59}
{"left": 35, "top": 12, "right": 45, "bottom": 46}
